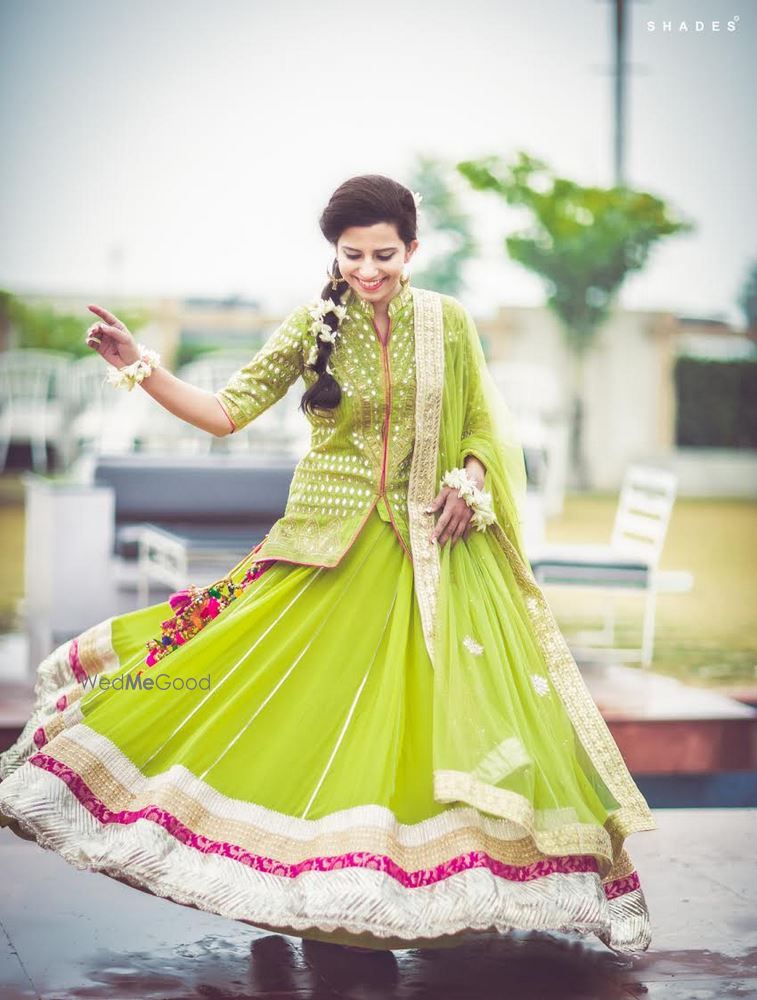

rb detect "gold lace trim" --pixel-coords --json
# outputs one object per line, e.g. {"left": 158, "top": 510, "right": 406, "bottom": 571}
{"left": 407, "top": 287, "right": 444, "bottom": 668}
{"left": 0, "top": 729, "right": 652, "bottom": 950}
{"left": 28, "top": 726, "right": 631, "bottom": 879}
{"left": 489, "top": 521, "right": 656, "bottom": 835}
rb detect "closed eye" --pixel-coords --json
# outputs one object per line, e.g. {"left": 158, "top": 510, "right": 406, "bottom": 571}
{"left": 344, "top": 253, "right": 395, "bottom": 261}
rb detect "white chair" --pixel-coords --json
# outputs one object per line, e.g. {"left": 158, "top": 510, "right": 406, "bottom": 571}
{"left": 526, "top": 464, "right": 693, "bottom": 668}
{"left": 0, "top": 349, "right": 75, "bottom": 474}
{"left": 178, "top": 351, "right": 306, "bottom": 457}
{"left": 490, "top": 361, "right": 570, "bottom": 519}
{"left": 66, "top": 354, "right": 112, "bottom": 457}
{"left": 66, "top": 355, "right": 158, "bottom": 458}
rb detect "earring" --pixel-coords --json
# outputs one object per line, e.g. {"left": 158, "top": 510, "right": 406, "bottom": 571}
{"left": 327, "top": 265, "right": 344, "bottom": 290}
{"left": 399, "top": 271, "right": 410, "bottom": 286}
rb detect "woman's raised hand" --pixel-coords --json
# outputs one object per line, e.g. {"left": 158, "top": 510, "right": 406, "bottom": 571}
{"left": 85, "top": 304, "right": 141, "bottom": 370}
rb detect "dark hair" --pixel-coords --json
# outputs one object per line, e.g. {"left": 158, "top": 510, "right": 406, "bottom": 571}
{"left": 299, "top": 174, "right": 418, "bottom": 417}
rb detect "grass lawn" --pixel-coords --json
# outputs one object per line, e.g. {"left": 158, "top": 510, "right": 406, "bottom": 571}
{"left": 542, "top": 492, "right": 757, "bottom": 690}
{"left": 0, "top": 473, "right": 755, "bottom": 688}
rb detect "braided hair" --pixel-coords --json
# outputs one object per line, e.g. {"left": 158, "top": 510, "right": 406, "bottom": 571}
{"left": 299, "top": 174, "right": 418, "bottom": 417}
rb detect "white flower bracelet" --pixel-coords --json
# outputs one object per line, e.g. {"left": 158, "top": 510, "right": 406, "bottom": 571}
{"left": 104, "top": 344, "right": 161, "bottom": 391}
{"left": 440, "top": 466, "right": 497, "bottom": 531}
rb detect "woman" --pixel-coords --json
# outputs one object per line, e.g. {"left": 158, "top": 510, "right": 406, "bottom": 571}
{"left": 0, "top": 175, "right": 656, "bottom": 955}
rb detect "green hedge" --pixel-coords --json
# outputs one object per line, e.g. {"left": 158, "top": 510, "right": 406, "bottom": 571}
{"left": 674, "top": 356, "right": 757, "bottom": 448}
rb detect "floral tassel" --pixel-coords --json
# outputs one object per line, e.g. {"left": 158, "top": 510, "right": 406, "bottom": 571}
{"left": 144, "top": 559, "right": 274, "bottom": 668}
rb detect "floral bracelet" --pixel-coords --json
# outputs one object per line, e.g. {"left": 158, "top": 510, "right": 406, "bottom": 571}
{"left": 104, "top": 344, "right": 161, "bottom": 391}
{"left": 440, "top": 466, "right": 497, "bottom": 531}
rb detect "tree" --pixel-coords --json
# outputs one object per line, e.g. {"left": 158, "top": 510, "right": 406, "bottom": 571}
{"left": 0, "top": 289, "right": 148, "bottom": 357}
{"left": 737, "top": 260, "right": 757, "bottom": 332}
{"left": 407, "top": 157, "right": 477, "bottom": 297}
{"left": 457, "top": 151, "right": 694, "bottom": 488}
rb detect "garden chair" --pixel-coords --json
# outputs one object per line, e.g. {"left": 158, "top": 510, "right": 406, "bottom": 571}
{"left": 0, "top": 349, "right": 73, "bottom": 473}
{"left": 490, "top": 360, "right": 569, "bottom": 520}
{"left": 527, "top": 464, "right": 693, "bottom": 668}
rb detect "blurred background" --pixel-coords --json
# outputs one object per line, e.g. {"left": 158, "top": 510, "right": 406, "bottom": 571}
{"left": 1, "top": 0, "right": 756, "bottom": 802}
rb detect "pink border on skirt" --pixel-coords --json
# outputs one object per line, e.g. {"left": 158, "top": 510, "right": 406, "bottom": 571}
{"left": 27, "top": 751, "right": 640, "bottom": 900}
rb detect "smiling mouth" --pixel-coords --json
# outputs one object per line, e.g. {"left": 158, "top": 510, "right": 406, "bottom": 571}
{"left": 355, "top": 277, "right": 386, "bottom": 291}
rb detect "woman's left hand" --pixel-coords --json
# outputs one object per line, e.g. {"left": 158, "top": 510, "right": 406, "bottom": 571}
{"left": 426, "top": 460, "right": 485, "bottom": 547}
{"left": 426, "top": 486, "right": 474, "bottom": 547}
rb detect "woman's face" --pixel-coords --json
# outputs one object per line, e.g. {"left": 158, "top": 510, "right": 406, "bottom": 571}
{"left": 336, "top": 222, "right": 418, "bottom": 311}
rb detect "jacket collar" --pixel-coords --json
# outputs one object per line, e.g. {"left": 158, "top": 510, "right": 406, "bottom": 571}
{"left": 347, "top": 278, "right": 413, "bottom": 321}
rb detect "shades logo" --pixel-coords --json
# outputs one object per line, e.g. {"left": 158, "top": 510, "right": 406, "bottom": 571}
{"left": 646, "top": 15, "right": 740, "bottom": 32}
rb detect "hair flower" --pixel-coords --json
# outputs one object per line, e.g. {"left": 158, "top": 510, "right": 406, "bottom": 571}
{"left": 308, "top": 283, "right": 348, "bottom": 368}
{"left": 412, "top": 191, "right": 423, "bottom": 209}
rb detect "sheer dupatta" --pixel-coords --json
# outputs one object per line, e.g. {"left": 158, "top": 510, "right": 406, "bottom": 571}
{"left": 407, "top": 288, "right": 656, "bottom": 883}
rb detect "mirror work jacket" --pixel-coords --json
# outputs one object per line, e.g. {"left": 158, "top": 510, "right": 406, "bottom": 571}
{"left": 214, "top": 281, "right": 472, "bottom": 568}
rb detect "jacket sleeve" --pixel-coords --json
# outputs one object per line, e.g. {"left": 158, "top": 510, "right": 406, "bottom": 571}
{"left": 214, "top": 305, "right": 309, "bottom": 433}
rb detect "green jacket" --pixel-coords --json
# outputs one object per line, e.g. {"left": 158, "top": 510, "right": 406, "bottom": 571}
{"left": 214, "top": 281, "right": 473, "bottom": 567}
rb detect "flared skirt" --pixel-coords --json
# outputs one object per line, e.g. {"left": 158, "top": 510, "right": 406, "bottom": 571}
{"left": 0, "top": 504, "right": 654, "bottom": 952}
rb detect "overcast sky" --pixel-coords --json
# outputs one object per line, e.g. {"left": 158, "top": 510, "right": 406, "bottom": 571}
{"left": 1, "top": 0, "right": 754, "bottom": 325}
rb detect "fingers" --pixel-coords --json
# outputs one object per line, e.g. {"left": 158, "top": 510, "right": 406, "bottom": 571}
{"left": 431, "top": 515, "right": 449, "bottom": 546}
{"left": 424, "top": 490, "right": 446, "bottom": 515}
{"left": 450, "top": 518, "right": 468, "bottom": 547}
{"left": 86, "top": 324, "right": 103, "bottom": 349}
{"left": 427, "top": 489, "right": 476, "bottom": 548}
{"left": 87, "top": 303, "right": 124, "bottom": 329}
{"left": 430, "top": 500, "right": 474, "bottom": 548}
{"left": 85, "top": 321, "right": 129, "bottom": 348}
{"left": 431, "top": 503, "right": 457, "bottom": 546}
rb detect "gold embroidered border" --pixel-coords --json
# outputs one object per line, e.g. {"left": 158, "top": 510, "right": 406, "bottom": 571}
{"left": 489, "top": 522, "right": 657, "bottom": 836}
{"left": 0, "top": 758, "right": 652, "bottom": 951}
{"left": 407, "top": 288, "right": 444, "bottom": 669}
{"left": 26, "top": 727, "right": 628, "bottom": 875}
{"left": 76, "top": 618, "right": 120, "bottom": 676}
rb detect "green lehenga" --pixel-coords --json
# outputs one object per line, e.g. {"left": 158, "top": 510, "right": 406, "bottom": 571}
{"left": 0, "top": 286, "right": 656, "bottom": 953}
{"left": 0, "top": 500, "right": 652, "bottom": 953}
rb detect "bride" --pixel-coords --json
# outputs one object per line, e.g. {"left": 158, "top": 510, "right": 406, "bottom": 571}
{"left": 0, "top": 173, "right": 656, "bottom": 955}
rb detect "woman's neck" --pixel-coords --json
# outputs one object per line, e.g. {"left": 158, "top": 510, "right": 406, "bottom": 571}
{"left": 373, "top": 309, "right": 390, "bottom": 342}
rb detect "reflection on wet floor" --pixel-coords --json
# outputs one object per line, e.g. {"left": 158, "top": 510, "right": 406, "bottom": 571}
{"left": 1, "top": 808, "right": 755, "bottom": 999}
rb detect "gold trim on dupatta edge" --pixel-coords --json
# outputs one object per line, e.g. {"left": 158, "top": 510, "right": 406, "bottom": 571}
{"left": 488, "top": 519, "right": 657, "bottom": 836}
{"left": 407, "top": 287, "right": 444, "bottom": 671}
{"left": 407, "top": 287, "right": 656, "bottom": 842}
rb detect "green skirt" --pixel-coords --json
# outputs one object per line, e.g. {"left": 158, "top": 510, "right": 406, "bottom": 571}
{"left": 0, "top": 503, "right": 653, "bottom": 952}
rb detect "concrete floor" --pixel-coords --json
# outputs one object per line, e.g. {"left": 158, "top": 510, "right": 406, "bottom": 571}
{"left": 0, "top": 807, "right": 755, "bottom": 999}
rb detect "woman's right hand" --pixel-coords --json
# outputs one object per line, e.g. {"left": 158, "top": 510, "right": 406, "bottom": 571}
{"left": 85, "top": 303, "right": 141, "bottom": 369}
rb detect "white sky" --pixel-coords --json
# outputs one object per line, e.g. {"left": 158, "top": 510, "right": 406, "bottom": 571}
{"left": 1, "top": 0, "right": 754, "bottom": 325}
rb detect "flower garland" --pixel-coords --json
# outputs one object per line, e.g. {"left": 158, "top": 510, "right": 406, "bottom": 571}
{"left": 440, "top": 466, "right": 497, "bottom": 531}
{"left": 306, "top": 297, "right": 347, "bottom": 370}
{"left": 143, "top": 560, "right": 273, "bottom": 668}
{"left": 104, "top": 345, "right": 161, "bottom": 391}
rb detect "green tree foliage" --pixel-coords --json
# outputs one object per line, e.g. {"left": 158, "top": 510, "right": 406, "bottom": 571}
{"left": 407, "top": 157, "right": 477, "bottom": 297}
{"left": 0, "top": 289, "right": 148, "bottom": 358}
{"left": 456, "top": 151, "right": 694, "bottom": 487}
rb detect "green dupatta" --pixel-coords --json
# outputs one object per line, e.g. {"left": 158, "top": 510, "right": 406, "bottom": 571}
{"left": 407, "top": 287, "right": 656, "bottom": 881}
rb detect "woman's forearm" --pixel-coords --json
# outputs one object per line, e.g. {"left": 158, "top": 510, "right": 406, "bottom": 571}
{"left": 137, "top": 365, "right": 233, "bottom": 437}
{"left": 463, "top": 454, "right": 486, "bottom": 489}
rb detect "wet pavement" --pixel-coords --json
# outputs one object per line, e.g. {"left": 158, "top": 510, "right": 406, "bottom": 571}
{"left": 0, "top": 807, "right": 755, "bottom": 998}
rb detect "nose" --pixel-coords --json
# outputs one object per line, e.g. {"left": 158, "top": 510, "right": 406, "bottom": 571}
{"left": 356, "top": 265, "right": 381, "bottom": 278}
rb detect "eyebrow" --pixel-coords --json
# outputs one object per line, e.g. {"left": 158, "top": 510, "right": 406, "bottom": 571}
{"left": 341, "top": 246, "right": 398, "bottom": 252}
